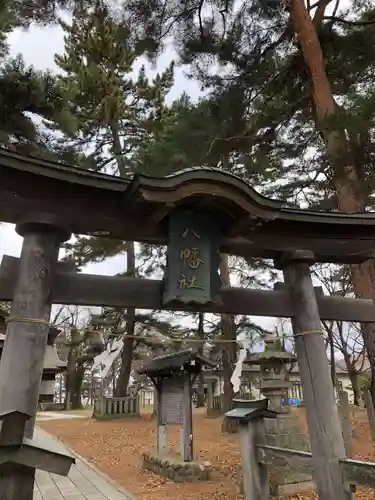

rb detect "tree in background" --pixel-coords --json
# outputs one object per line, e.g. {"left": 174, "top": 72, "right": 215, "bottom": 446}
{"left": 0, "top": 0, "right": 69, "bottom": 157}
{"left": 8, "top": 0, "right": 97, "bottom": 25}
{"left": 54, "top": 3, "right": 174, "bottom": 174}
{"left": 53, "top": 306, "right": 104, "bottom": 409}
{"left": 314, "top": 264, "right": 367, "bottom": 406}
{"left": 124, "top": 0, "right": 375, "bottom": 404}
{"left": 4, "top": 0, "right": 375, "bottom": 409}
{"left": 54, "top": 3, "right": 176, "bottom": 396}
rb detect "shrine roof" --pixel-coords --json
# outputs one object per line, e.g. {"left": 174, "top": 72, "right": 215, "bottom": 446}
{"left": 43, "top": 348, "right": 67, "bottom": 372}
{"left": 137, "top": 349, "right": 216, "bottom": 377}
{"left": 245, "top": 350, "right": 297, "bottom": 364}
{"left": 2, "top": 148, "right": 375, "bottom": 263}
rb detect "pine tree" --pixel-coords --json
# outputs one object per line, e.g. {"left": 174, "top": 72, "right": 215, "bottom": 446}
{"left": 125, "top": 0, "right": 375, "bottom": 203}
{"left": 0, "top": 2, "right": 71, "bottom": 157}
{"left": 0, "top": 1, "right": 110, "bottom": 157}
{"left": 125, "top": 0, "right": 375, "bottom": 403}
{"left": 56, "top": 3, "right": 175, "bottom": 395}
{"left": 0, "top": 56, "right": 69, "bottom": 154}
{"left": 8, "top": 0, "right": 96, "bottom": 26}
{"left": 54, "top": 4, "right": 174, "bottom": 175}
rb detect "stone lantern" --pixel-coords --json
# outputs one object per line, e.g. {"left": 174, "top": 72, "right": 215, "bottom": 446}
{"left": 0, "top": 322, "right": 66, "bottom": 405}
{"left": 40, "top": 327, "right": 67, "bottom": 404}
{"left": 246, "top": 334, "right": 296, "bottom": 413}
{"left": 245, "top": 334, "right": 313, "bottom": 497}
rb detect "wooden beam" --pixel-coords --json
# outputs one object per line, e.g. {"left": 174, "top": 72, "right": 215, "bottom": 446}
{"left": 1, "top": 151, "right": 375, "bottom": 264}
{"left": 0, "top": 223, "right": 66, "bottom": 500}
{"left": 1, "top": 255, "right": 375, "bottom": 321}
{"left": 150, "top": 203, "right": 175, "bottom": 223}
{"left": 282, "top": 252, "right": 351, "bottom": 500}
{"left": 239, "top": 422, "right": 267, "bottom": 500}
{"left": 0, "top": 464, "right": 35, "bottom": 500}
{"left": 0, "top": 239, "right": 60, "bottom": 438}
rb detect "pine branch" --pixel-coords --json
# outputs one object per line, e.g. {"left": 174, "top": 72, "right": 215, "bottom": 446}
{"left": 323, "top": 16, "right": 375, "bottom": 26}
{"left": 313, "top": 0, "right": 334, "bottom": 27}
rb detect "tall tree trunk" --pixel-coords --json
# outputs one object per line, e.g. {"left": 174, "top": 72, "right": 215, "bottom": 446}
{"left": 114, "top": 241, "right": 136, "bottom": 396}
{"left": 70, "top": 364, "right": 85, "bottom": 409}
{"left": 59, "top": 374, "right": 63, "bottom": 403}
{"left": 337, "top": 321, "right": 362, "bottom": 406}
{"left": 341, "top": 349, "right": 362, "bottom": 406}
{"left": 347, "top": 365, "right": 361, "bottom": 407}
{"left": 65, "top": 326, "right": 83, "bottom": 410}
{"left": 110, "top": 123, "right": 127, "bottom": 176}
{"left": 326, "top": 325, "right": 338, "bottom": 392}
{"left": 151, "top": 346, "right": 165, "bottom": 418}
{"left": 196, "top": 312, "right": 205, "bottom": 408}
{"left": 112, "top": 359, "right": 117, "bottom": 395}
{"left": 219, "top": 255, "right": 237, "bottom": 432}
{"left": 348, "top": 271, "right": 375, "bottom": 404}
{"left": 289, "top": 0, "right": 375, "bottom": 405}
{"left": 64, "top": 373, "right": 69, "bottom": 410}
{"left": 111, "top": 121, "right": 136, "bottom": 397}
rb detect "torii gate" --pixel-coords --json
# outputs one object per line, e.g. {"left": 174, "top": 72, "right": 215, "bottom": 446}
{"left": 1, "top": 148, "right": 375, "bottom": 499}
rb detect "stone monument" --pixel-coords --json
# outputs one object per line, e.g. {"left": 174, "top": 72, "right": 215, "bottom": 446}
{"left": 138, "top": 349, "right": 214, "bottom": 482}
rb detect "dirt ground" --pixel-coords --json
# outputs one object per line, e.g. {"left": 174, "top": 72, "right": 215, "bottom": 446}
{"left": 39, "top": 407, "right": 375, "bottom": 500}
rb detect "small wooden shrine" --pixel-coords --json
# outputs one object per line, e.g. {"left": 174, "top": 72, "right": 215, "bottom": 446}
{"left": 246, "top": 334, "right": 296, "bottom": 413}
{"left": 138, "top": 350, "right": 215, "bottom": 482}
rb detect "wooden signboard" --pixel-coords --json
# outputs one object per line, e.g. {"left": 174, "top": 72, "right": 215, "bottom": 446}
{"left": 163, "top": 210, "right": 222, "bottom": 308}
{"left": 160, "top": 378, "right": 184, "bottom": 425}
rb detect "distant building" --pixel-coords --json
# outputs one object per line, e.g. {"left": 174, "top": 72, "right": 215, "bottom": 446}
{"left": 202, "top": 350, "right": 369, "bottom": 404}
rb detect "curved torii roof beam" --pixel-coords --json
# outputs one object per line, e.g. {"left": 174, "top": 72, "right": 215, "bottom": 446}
{"left": 0, "top": 148, "right": 375, "bottom": 263}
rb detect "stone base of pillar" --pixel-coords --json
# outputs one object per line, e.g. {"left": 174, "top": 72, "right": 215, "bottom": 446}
{"left": 237, "top": 466, "right": 314, "bottom": 498}
{"left": 265, "top": 413, "right": 310, "bottom": 450}
{"left": 265, "top": 413, "right": 313, "bottom": 496}
{"left": 271, "top": 478, "right": 315, "bottom": 497}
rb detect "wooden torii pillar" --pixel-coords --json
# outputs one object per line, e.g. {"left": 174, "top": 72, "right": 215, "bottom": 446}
{"left": 0, "top": 215, "right": 74, "bottom": 500}
{"left": 277, "top": 250, "right": 351, "bottom": 500}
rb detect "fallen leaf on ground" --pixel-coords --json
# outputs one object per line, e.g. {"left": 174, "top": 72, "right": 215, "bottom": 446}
{"left": 40, "top": 407, "right": 375, "bottom": 500}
